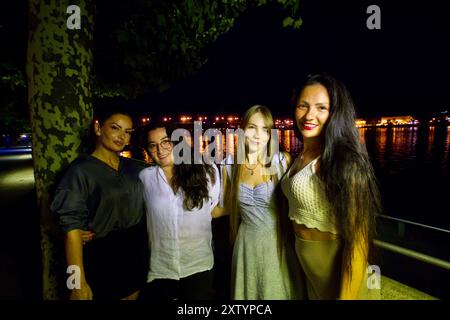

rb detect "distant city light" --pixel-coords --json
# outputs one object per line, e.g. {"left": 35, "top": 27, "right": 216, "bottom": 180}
{"left": 133, "top": 113, "right": 446, "bottom": 128}
{"left": 120, "top": 151, "right": 132, "bottom": 158}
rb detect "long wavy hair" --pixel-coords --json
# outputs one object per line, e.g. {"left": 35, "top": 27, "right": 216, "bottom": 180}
{"left": 144, "top": 122, "right": 216, "bottom": 211}
{"left": 292, "top": 73, "right": 382, "bottom": 278}
{"left": 227, "top": 105, "right": 282, "bottom": 245}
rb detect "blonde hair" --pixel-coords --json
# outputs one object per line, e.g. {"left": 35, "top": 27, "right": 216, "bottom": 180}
{"left": 227, "top": 105, "right": 279, "bottom": 243}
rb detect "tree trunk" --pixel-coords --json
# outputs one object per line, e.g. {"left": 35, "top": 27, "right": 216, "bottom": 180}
{"left": 26, "top": 0, "right": 93, "bottom": 299}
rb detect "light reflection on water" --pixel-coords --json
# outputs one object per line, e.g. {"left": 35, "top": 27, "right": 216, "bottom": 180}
{"left": 360, "top": 127, "right": 449, "bottom": 227}
{"left": 218, "top": 127, "right": 450, "bottom": 177}
{"left": 360, "top": 126, "right": 450, "bottom": 176}
{"left": 359, "top": 126, "right": 450, "bottom": 227}
{"left": 221, "top": 127, "right": 450, "bottom": 227}
{"left": 182, "top": 126, "right": 448, "bottom": 226}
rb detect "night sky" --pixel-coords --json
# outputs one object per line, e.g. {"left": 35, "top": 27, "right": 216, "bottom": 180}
{"left": 2, "top": 1, "right": 450, "bottom": 119}
{"left": 136, "top": 0, "right": 450, "bottom": 119}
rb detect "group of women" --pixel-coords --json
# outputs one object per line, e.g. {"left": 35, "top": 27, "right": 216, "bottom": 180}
{"left": 51, "top": 73, "right": 382, "bottom": 300}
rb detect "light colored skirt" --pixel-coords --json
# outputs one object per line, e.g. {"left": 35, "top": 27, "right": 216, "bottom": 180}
{"left": 232, "top": 225, "right": 306, "bottom": 300}
{"left": 294, "top": 236, "right": 380, "bottom": 300}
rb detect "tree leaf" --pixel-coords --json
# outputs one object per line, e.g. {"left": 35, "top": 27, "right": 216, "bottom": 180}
{"left": 282, "top": 16, "right": 294, "bottom": 27}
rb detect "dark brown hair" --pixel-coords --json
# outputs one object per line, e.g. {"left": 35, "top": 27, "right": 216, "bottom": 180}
{"left": 292, "top": 73, "right": 382, "bottom": 278}
{"left": 144, "top": 122, "right": 216, "bottom": 211}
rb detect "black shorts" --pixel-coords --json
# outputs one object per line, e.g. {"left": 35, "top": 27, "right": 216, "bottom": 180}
{"left": 140, "top": 269, "right": 215, "bottom": 300}
{"left": 83, "top": 219, "right": 149, "bottom": 300}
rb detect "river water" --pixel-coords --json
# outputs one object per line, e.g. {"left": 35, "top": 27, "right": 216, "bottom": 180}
{"left": 278, "top": 126, "right": 450, "bottom": 229}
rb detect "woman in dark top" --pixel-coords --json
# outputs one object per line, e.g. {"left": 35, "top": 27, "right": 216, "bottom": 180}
{"left": 51, "top": 107, "right": 149, "bottom": 300}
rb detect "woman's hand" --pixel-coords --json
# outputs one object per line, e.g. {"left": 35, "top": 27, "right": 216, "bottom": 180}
{"left": 69, "top": 281, "right": 93, "bottom": 300}
{"left": 65, "top": 230, "right": 92, "bottom": 299}
{"left": 79, "top": 230, "right": 95, "bottom": 244}
{"left": 211, "top": 206, "right": 228, "bottom": 218}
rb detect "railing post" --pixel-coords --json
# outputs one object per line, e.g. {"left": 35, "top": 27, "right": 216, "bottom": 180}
{"left": 398, "top": 221, "right": 405, "bottom": 238}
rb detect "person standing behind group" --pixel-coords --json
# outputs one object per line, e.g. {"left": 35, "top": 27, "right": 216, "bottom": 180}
{"left": 51, "top": 107, "right": 149, "bottom": 300}
{"left": 217, "top": 105, "right": 305, "bottom": 300}
{"left": 281, "top": 73, "right": 382, "bottom": 300}
{"left": 139, "top": 123, "right": 221, "bottom": 300}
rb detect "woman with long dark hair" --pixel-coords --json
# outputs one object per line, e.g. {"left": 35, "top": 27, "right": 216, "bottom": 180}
{"left": 51, "top": 106, "right": 149, "bottom": 300}
{"left": 281, "top": 73, "right": 382, "bottom": 299}
{"left": 219, "top": 105, "right": 304, "bottom": 300}
{"left": 139, "top": 122, "right": 220, "bottom": 300}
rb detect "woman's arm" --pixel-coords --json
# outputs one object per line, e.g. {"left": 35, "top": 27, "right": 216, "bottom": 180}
{"left": 65, "top": 229, "right": 93, "bottom": 300}
{"left": 211, "top": 164, "right": 230, "bottom": 219}
{"left": 211, "top": 205, "right": 229, "bottom": 218}
{"left": 339, "top": 233, "right": 368, "bottom": 300}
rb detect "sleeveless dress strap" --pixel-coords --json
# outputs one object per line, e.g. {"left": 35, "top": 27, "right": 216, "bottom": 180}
{"left": 310, "top": 156, "right": 320, "bottom": 174}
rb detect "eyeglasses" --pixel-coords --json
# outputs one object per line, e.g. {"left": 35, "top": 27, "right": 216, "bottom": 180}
{"left": 148, "top": 139, "right": 173, "bottom": 153}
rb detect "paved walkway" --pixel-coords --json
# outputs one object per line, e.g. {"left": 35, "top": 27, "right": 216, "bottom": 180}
{"left": 381, "top": 276, "right": 436, "bottom": 300}
{"left": 0, "top": 151, "right": 440, "bottom": 300}
{"left": 0, "top": 152, "right": 41, "bottom": 299}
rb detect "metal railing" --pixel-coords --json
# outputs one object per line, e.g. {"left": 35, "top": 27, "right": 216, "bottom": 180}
{"left": 375, "top": 214, "right": 450, "bottom": 271}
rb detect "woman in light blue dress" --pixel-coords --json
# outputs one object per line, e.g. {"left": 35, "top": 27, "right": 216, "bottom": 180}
{"left": 217, "top": 105, "right": 305, "bottom": 300}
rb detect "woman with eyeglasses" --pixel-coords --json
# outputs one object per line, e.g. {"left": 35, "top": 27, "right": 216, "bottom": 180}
{"left": 139, "top": 122, "right": 221, "bottom": 300}
{"left": 51, "top": 106, "right": 149, "bottom": 300}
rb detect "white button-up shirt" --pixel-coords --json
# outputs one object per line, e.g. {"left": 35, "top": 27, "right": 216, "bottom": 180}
{"left": 139, "top": 164, "right": 220, "bottom": 282}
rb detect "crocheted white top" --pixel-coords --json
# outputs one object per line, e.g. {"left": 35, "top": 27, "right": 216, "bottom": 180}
{"left": 281, "top": 157, "right": 338, "bottom": 234}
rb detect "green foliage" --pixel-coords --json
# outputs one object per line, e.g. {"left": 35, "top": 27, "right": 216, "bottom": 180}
{"left": 282, "top": 16, "right": 302, "bottom": 29}
{"left": 282, "top": 16, "right": 294, "bottom": 27}
{"left": 94, "top": 0, "right": 302, "bottom": 98}
{"left": 0, "top": 102, "right": 30, "bottom": 134}
{"left": 0, "top": 66, "right": 26, "bottom": 90}
{"left": 0, "top": 64, "right": 29, "bottom": 133}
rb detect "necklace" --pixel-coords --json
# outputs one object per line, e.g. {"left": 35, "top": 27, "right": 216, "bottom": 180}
{"left": 244, "top": 162, "right": 258, "bottom": 175}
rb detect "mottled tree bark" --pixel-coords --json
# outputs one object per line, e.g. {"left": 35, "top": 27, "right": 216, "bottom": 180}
{"left": 26, "top": 0, "right": 93, "bottom": 299}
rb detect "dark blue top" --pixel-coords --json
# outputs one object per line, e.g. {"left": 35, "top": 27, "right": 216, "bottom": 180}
{"left": 51, "top": 154, "right": 148, "bottom": 238}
